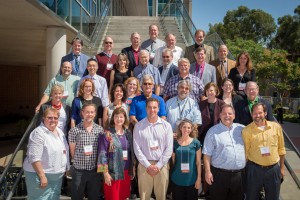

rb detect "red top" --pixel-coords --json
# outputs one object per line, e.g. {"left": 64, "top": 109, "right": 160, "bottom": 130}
{"left": 95, "top": 52, "right": 117, "bottom": 88}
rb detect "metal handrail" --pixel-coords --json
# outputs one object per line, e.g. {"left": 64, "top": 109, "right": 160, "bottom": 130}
{"left": 0, "top": 114, "right": 38, "bottom": 199}
{"left": 0, "top": 114, "right": 37, "bottom": 184}
{"left": 89, "top": 0, "right": 111, "bottom": 46}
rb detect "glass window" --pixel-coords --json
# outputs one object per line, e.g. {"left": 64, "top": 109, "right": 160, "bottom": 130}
{"left": 82, "top": 10, "right": 90, "bottom": 36}
{"left": 71, "top": 0, "right": 81, "bottom": 31}
{"left": 57, "top": 0, "right": 70, "bottom": 21}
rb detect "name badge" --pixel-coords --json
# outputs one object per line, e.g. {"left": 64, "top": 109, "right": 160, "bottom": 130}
{"left": 84, "top": 145, "right": 93, "bottom": 156}
{"left": 106, "top": 63, "right": 113, "bottom": 70}
{"left": 181, "top": 163, "right": 190, "bottom": 173}
{"left": 123, "top": 150, "right": 128, "bottom": 160}
{"left": 63, "top": 91, "right": 69, "bottom": 98}
{"left": 150, "top": 141, "right": 159, "bottom": 151}
{"left": 150, "top": 52, "right": 155, "bottom": 58}
{"left": 260, "top": 146, "right": 271, "bottom": 157}
{"left": 238, "top": 82, "right": 246, "bottom": 91}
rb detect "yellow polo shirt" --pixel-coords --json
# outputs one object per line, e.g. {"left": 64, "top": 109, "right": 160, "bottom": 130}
{"left": 242, "top": 120, "right": 286, "bottom": 166}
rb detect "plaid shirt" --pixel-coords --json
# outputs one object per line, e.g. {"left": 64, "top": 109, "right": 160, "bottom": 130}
{"left": 163, "top": 74, "right": 204, "bottom": 100}
{"left": 68, "top": 122, "right": 104, "bottom": 170}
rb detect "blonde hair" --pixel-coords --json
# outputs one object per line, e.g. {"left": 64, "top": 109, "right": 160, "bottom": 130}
{"left": 176, "top": 119, "right": 198, "bottom": 139}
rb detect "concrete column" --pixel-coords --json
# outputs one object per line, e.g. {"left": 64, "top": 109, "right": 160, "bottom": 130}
{"left": 45, "top": 27, "right": 66, "bottom": 83}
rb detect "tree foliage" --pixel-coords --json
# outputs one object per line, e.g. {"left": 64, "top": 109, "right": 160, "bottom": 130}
{"left": 227, "top": 39, "right": 300, "bottom": 98}
{"left": 272, "top": 5, "right": 300, "bottom": 54}
{"left": 208, "top": 6, "right": 276, "bottom": 45}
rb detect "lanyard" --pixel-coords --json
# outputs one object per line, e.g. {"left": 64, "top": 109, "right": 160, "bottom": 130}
{"left": 177, "top": 98, "right": 188, "bottom": 119}
{"left": 180, "top": 145, "right": 189, "bottom": 164}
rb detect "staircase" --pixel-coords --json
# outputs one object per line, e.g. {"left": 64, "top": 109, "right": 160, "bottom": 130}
{"left": 100, "top": 16, "right": 187, "bottom": 54}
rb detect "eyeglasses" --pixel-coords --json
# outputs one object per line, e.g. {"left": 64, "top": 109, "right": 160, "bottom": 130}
{"left": 105, "top": 41, "right": 113, "bottom": 44}
{"left": 143, "top": 83, "right": 153, "bottom": 86}
{"left": 128, "top": 83, "right": 137, "bottom": 86}
{"left": 46, "top": 117, "right": 58, "bottom": 120}
{"left": 162, "top": 56, "right": 170, "bottom": 58}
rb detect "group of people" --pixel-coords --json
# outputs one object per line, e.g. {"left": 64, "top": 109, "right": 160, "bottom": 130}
{"left": 23, "top": 25, "right": 286, "bottom": 200}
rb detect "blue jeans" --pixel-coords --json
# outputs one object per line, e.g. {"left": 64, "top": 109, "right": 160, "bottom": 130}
{"left": 24, "top": 171, "right": 64, "bottom": 200}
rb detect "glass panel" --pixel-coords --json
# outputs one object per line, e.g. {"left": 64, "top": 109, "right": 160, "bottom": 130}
{"left": 82, "top": 0, "right": 90, "bottom": 12}
{"left": 71, "top": 0, "right": 81, "bottom": 31}
{"left": 82, "top": 10, "right": 90, "bottom": 36}
{"left": 57, "top": 0, "right": 70, "bottom": 21}
{"left": 39, "top": 0, "right": 56, "bottom": 12}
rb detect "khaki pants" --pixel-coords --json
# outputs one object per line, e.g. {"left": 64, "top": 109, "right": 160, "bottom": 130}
{"left": 138, "top": 162, "right": 169, "bottom": 200}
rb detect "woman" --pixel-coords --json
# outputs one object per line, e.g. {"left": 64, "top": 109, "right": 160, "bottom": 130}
{"left": 198, "top": 82, "right": 224, "bottom": 198}
{"left": 171, "top": 119, "right": 201, "bottom": 200}
{"left": 228, "top": 51, "right": 256, "bottom": 96}
{"left": 37, "top": 84, "right": 71, "bottom": 134}
{"left": 124, "top": 77, "right": 140, "bottom": 110}
{"left": 103, "top": 83, "right": 128, "bottom": 130}
{"left": 109, "top": 53, "right": 133, "bottom": 94}
{"left": 97, "top": 107, "right": 135, "bottom": 200}
{"left": 23, "top": 107, "right": 69, "bottom": 200}
{"left": 71, "top": 78, "right": 103, "bottom": 127}
{"left": 218, "top": 78, "right": 243, "bottom": 106}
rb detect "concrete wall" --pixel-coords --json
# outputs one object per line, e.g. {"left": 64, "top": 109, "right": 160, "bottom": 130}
{"left": 0, "top": 66, "right": 39, "bottom": 119}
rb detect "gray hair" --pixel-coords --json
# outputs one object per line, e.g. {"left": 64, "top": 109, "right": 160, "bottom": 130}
{"left": 162, "top": 48, "right": 173, "bottom": 57}
{"left": 142, "top": 74, "right": 154, "bottom": 84}
{"left": 139, "top": 49, "right": 150, "bottom": 57}
{"left": 177, "top": 80, "right": 192, "bottom": 91}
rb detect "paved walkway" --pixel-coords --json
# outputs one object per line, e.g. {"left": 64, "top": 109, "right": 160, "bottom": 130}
{"left": 280, "top": 122, "right": 300, "bottom": 200}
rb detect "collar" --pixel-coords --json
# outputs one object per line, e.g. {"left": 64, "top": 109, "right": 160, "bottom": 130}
{"left": 194, "top": 43, "right": 204, "bottom": 49}
{"left": 73, "top": 53, "right": 81, "bottom": 57}
{"left": 132, "top": 46, "right": 141, "bottom": 53}
{"left": 247, "top": 96, "right": 259, "bottom": 104}
{"left": 179, "top": 74, "right": 190, "bottom": 80}
{"left": 102, "top": 51, "right": 112, "bottom": 58}
{"left": 163, "top": 62, "right": 172, "bottom": 69}
{"left": 146, "top": 116, "right": 163, "bottom": 125}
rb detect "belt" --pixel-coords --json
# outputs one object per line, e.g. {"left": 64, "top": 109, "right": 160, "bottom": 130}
{"left": 249, "top": 160, "right": 278, "bottom": 169}
{"left": 211, "top": 166, "right": 244, "bottom": 173}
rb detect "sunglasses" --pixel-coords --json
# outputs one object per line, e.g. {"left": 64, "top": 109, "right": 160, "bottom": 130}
{"left": 162, "top": 56, "right": 170, "bottom": 58}
{"left": 143, "top": 83, "right": 153, "bottom": 86}
{"left": 105, "top": 41, "right": 113, "bottom": 44}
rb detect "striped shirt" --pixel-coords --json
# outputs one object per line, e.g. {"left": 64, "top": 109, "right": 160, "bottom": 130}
{"left": 203, "top": 122, "right": 246, "bottom": 170}
{"left": 133, "top": 117, "right": 173, "bottom": 169}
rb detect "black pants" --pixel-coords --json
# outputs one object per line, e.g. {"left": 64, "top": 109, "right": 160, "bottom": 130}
{"left": 71, "top": 168, "right": 102, "bottom": 200}
{"left": 245, "top": 161, "right": 281, "bottom": 200}
{"left": 171, "top": 181, "right": 198, "bottom": 200}
{"left": 210, "top": 166, "right": 244, "bottom": 200}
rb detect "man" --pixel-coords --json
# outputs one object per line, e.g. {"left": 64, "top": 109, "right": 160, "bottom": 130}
{"left": 78, "top": 58, "right": 109, "bottom": 108}
{"left": 35, "top": 61, "right": 80, "bottom": 112}
{"left": 209, "top": 44, "right": 236, "bottom": 88}
{"left": 163, "top": 58, "right": 204, "bottom": 101}
{"left": 184, "top": 29, "right": 214, "bottom": 64}
{"left": 242, "top": 103, "right": 286, "bottom": 200}
{"left": 203, "top": 104, "right": 245, "bottom": 200}
{"left": 133, "top": 98, "right": 173, "bottom": 200}
{"left": 158, "top": 48, "right": 179, "bottom": 96}
{"left": 166, "top": 80, "right": 202, "bottom": 132}
{"left": 153, "top": 33, "right": 183, "bottom": 67}
{"left": 133, "top": 50, "right": 162, "bottom": 95}
{"left": 95, "top": 36, "right": 117, "bottom": 88}
{"left": 190, "top": 47, "right": 216, "bottom": 86}
{"left": 141, "top": 24, "right": 165, "bottom": 63}
{"left": 68, "top": 103, "right": 105, "bottom": 200}
{"left": 234, "top": 81, "right": 274, "bottom": 126}
{"left": 121, "top": 32, "right": 141, "bottom": 72}
{"left": 130, "top": 74, "right": 166, "bottom": 125}
{"left": 61, "top": 37, "right": 90, "bottom": 77}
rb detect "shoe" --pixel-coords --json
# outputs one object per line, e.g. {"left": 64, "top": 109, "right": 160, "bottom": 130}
{"left": 199, "top": 192, "right": 209, "bottom": 199}
{"left": 129, "top": 194, "right": 137, "bottom": 199}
